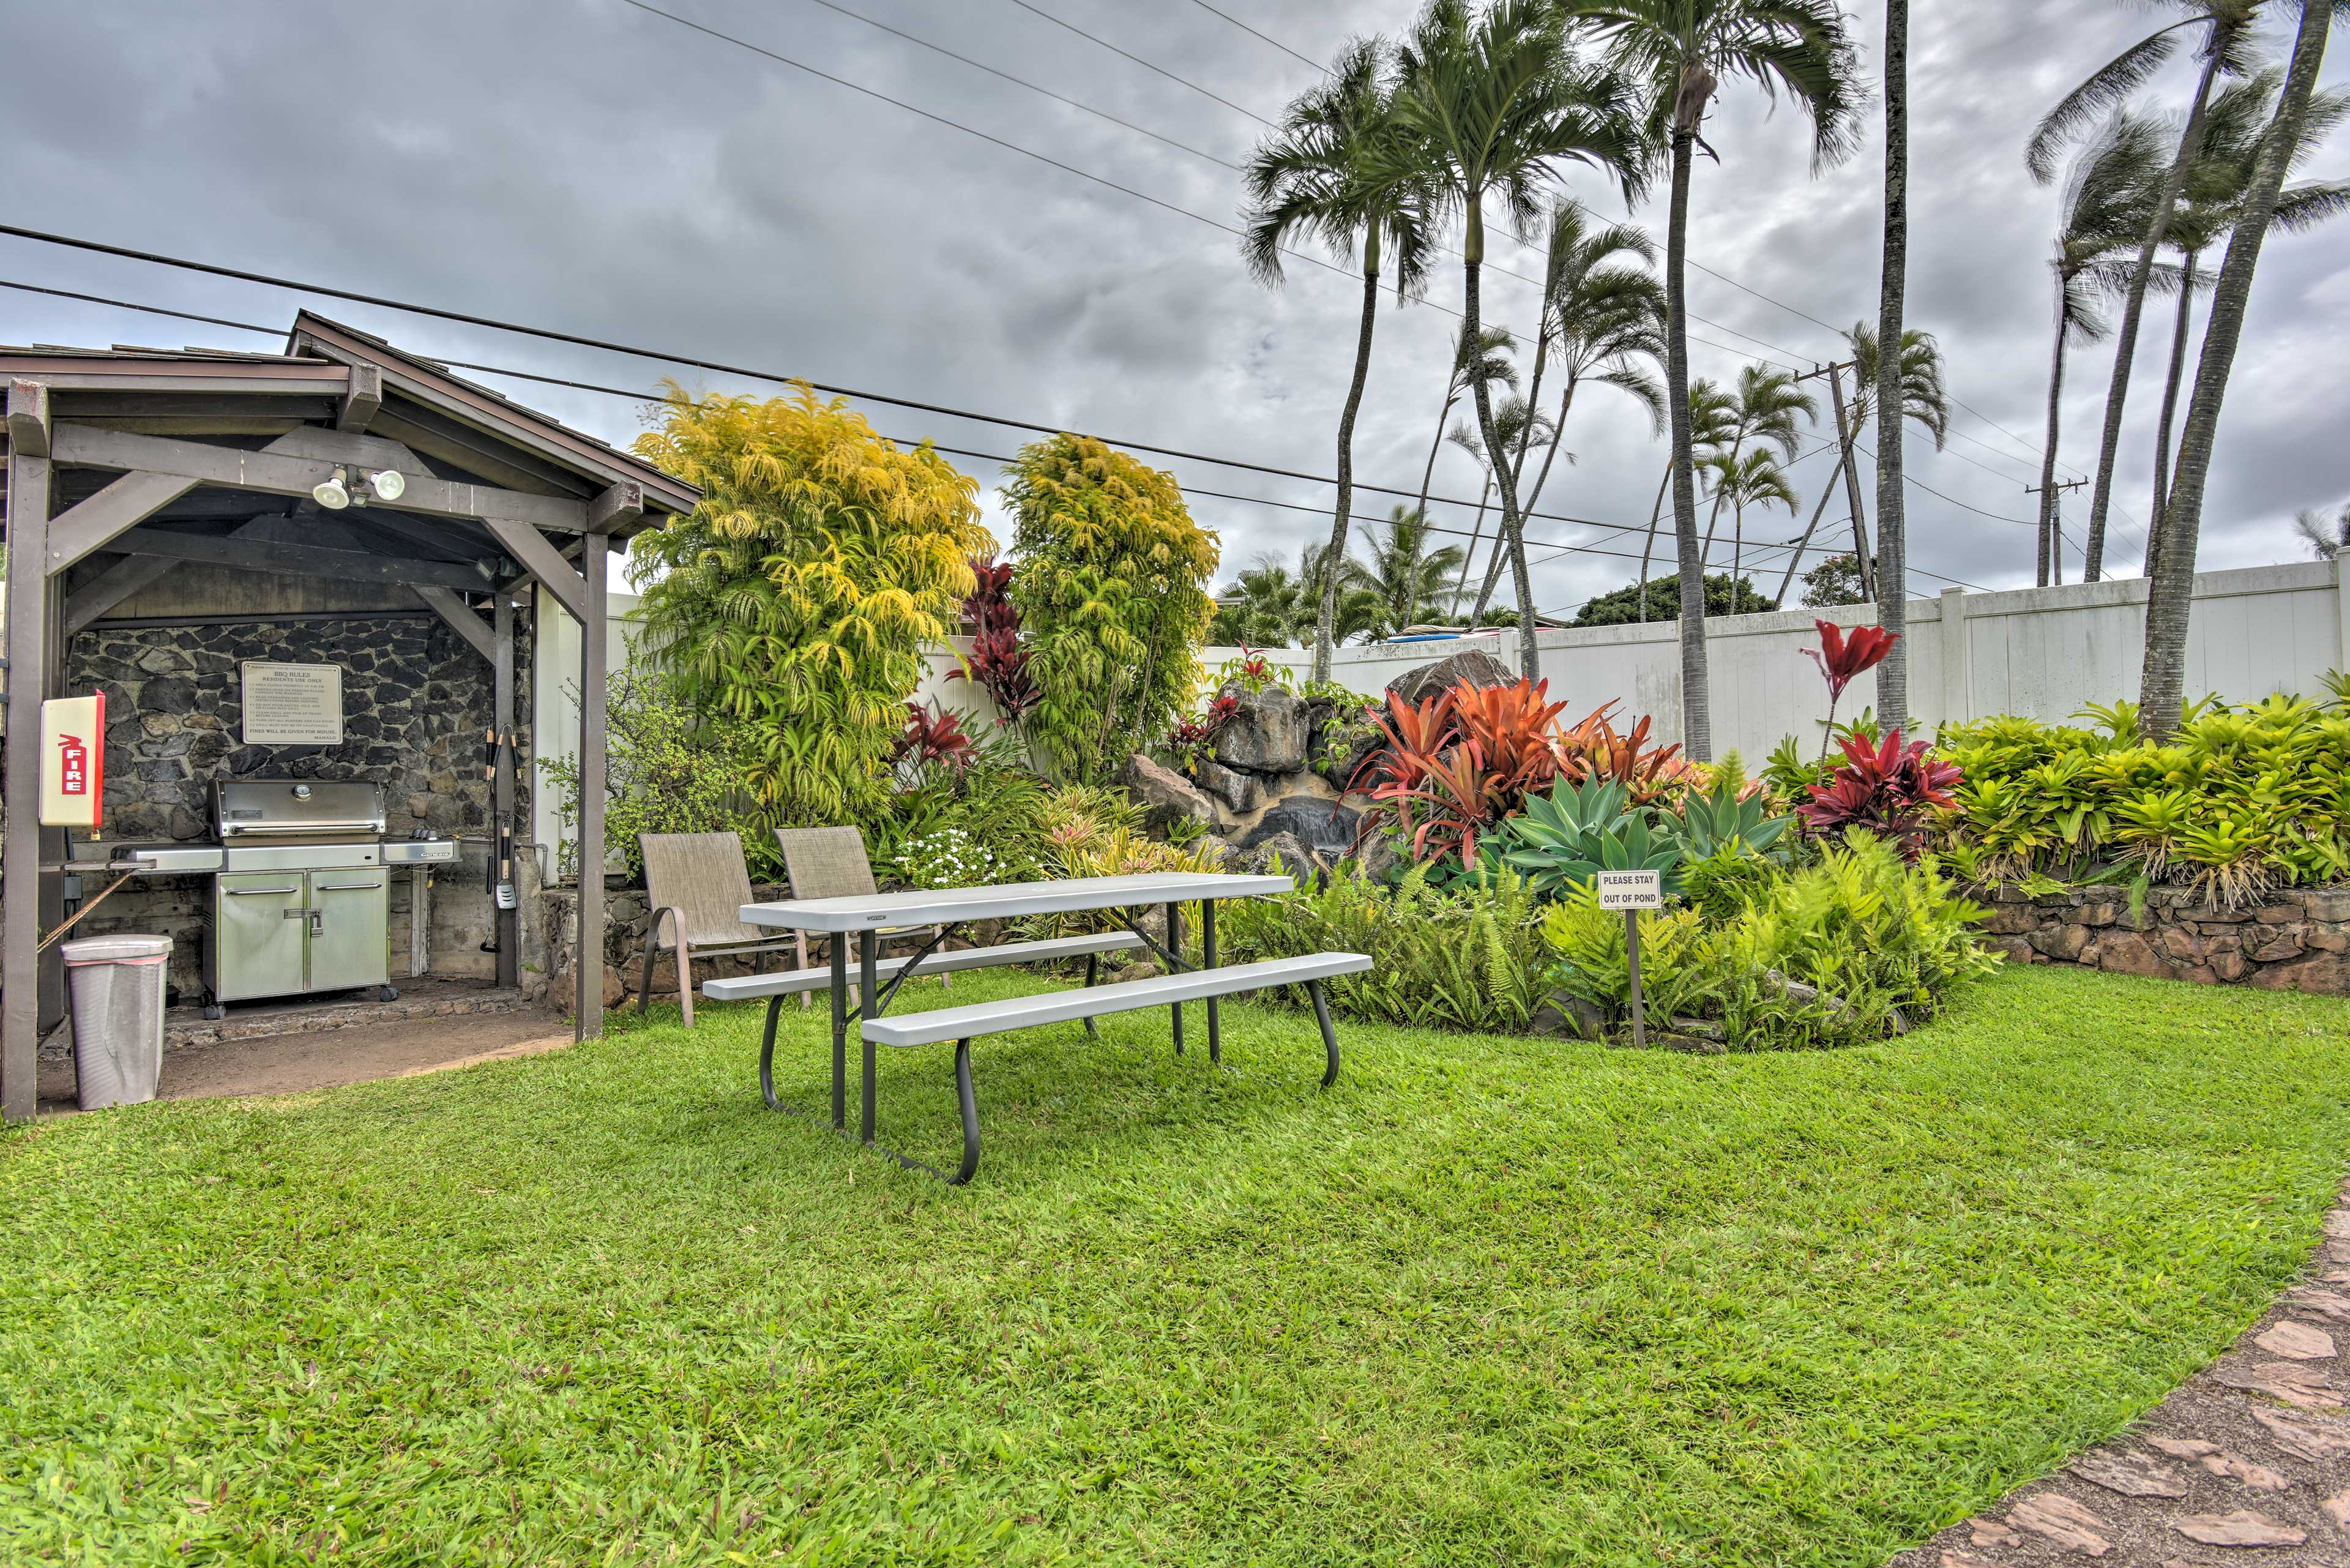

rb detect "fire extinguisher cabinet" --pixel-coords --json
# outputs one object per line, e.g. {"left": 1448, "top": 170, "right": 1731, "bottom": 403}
{"left": 61, "top": 934, "right": 171, "bottom": 1110}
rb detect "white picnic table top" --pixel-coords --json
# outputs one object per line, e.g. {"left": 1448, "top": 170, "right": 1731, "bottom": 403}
{"left": 740, "top": 870, "right": 1293, "bottom": 933}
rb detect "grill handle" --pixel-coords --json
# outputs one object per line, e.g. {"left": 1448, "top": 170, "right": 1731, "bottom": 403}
{"left": 315, "top": 880, "right": 385, "bottom": 892}
{"left": 225, "top": 886, "right": 302, "bottom": 897}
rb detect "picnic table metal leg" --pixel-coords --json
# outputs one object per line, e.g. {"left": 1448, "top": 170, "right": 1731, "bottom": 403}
{"left": 1082, "top": 952, "right": 1100, "bottom": 1037}
{"left": 759, "top": 993, "right": 786, "bottom": 1110}
{"left": 950, "top": 1039, "right": 980, "bottom": 1185}
{"left": 1308, "top": 980, "right": 1340, "bottom": 1088}
{"left": 860, "top": 929, "right": 879, "bottom": 1145}
{"left": 1203, "top": 898, "right": 1220, "bottom": 1065}
{"left": 1166, "top": 901, "right": 1183, "bottom": 1055}
{"left": 829, "top": 938, "right": 848, "bottom": 1130}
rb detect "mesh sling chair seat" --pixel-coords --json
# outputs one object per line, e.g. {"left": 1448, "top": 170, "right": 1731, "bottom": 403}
{"left": 636, "top": 832, "right": 805, "bottom": 1027}
{"left": 772, "top": 826, "right": 949, "bottom": 1010}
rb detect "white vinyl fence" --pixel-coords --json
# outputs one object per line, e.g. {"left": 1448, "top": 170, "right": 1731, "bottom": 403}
{"left": 535, "top": 559, "right": 2350, "bottom": 866}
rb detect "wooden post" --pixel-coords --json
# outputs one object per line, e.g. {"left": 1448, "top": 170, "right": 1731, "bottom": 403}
{"left": 3, "top": 379, "right": 53, "bottom": 1120}
{"left": 493, "top": 592, "right": 519, "bottom": 990}
{"left": 1625, "top": 910, "right": 1645, "bottom": 1051}
{"left": 575, "top": 533, "right": 608, "bottom": 1039}
{"left": 1825, "top": 365, "right": 1875, "bottom": 603}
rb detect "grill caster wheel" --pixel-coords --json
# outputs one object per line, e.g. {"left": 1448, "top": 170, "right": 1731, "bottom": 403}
{"left": 378, "top": 986, "right": 399, "bottom": 1002}
{"left": 202, "top": 1004, "right": 223, "bottom": 1021}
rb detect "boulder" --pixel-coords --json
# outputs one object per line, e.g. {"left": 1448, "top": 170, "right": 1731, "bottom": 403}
{"left": 2093, "top": 930, "right": 2168, "bottom": 977}
{"left": 1239, "top": 829, "right": 1327, "bottom": 884}
{"left": 1192, "top": 758, "right": 1261, "bottom": 816}
{"left": 1386, "top": 646, "right": 1515, "bottom": 707}
{"left": 1239, "top": 795, "right": 1361, "bottom": 861}
{"left": 1532, "top": 991, "right": 1608, "bottom": 1040}
{"left": 1120, "top": 753, "right": 1216, "bottom": 837}
{"left": 1212, "top": 689, "right": 1308, "bottom": 774}
{"left": 1349, "top": 827, "right": 1406, "bottom": 887}
{"left": 2250, "top": 950, "right": 2350, "bottom": 994}
{"left": 1311, "top": 708, "right": 1388, "bottom": 790}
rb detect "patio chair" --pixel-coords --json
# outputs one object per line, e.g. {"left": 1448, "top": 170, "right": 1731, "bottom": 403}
{"left": 636, "top": 832, "right": 802, "bottom": 1028}
{"left": 774, "top": 826, "right": 950, "bottom": 1010}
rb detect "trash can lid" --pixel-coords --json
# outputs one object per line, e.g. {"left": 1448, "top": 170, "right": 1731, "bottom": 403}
{"left": 59, "top": 933, "right": 173, "bottom": 962}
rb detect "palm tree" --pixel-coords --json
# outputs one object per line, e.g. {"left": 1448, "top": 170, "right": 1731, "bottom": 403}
{"left": 1512, "top": 202, "right": 1667, "bottom": 525}
{"left": 1874, "top": 0, "right": 1913, "bottom": 730}
{"left": 2294, "top": 502, "right": 2349, "bottom": 560}
{"left": 1359, "top": 506, "right": 1471, "bottom": 633}
{"left": 2143, "top": 0, "right": 2340, "bottom": 741}
{"left": 1456, "top": 393, "right": 1560, "bottom": 619}
{"left": 1244, "top": 38, "right": 1436, "bottom": 684}
{"left": 1699, "top": 446, "right": 1799, "bottom": 598}
{"left": 1416, "top": 326, "right": 1519, "bottom": 616}
{"left": 1572, "top": 0, "right": 1859, "bottom": 760}
{"left": 1774, "top": 322, "right": 1948, "bottom": 606}
{"left": 1638, "top": 377, "right": 1739, "bottom": 621}
{"left": 1391, "top": 0, "right": 1646, "bottom": 681}
{"left": 2146, "top": 69, "right": 2350, "bottom": 560}
{"left": 1698, "top": 365, "right": 1813, "bottom": 564}
{"left": 2032, "top": 109, "right": 2169, "bottom": 587}
{"left": 2030, "top": 1, "right": 2266, "bottom": 583}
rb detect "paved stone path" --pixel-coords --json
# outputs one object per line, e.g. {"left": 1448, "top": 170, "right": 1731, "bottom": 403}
{"left": 1891, "top": 1181, "right": 2350, "bottom": 1567}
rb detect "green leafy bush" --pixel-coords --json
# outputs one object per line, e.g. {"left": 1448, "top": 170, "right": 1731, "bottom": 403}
{"left": 1214, "top": 862, "right": 1547, "bottom": 1033}
{"left": 539, "top": 659, "right": 764, "bottom": 881}
{"left": 1540, "top": 894, "right": 1726, "bottom": 1034}
{"left": 1486, "top": 777, "right": 1688, "bottom": 897}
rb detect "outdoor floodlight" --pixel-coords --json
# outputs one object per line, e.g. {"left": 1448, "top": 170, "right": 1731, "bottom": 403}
{"left": 368, "top": 468, "right": 406, "bottom": 502}
{"left": 313, "top": 469, "right": 351, "bottom": 509}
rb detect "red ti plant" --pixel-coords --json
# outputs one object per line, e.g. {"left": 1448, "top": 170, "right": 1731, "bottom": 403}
{"left": 892, "top": 701, "right": 975, "bottom": 785}
{"left": 1165, "top": 693, "right": 1239, "bottom": 771}
{"left": 1798, "top": 729, "right": 1962, "bottom": 857}
{"left": 1802, "top": 618, "right": 1897, "bottom": 763}
{"left": 949, "top": 555, "right": 1041, "bottom": 728}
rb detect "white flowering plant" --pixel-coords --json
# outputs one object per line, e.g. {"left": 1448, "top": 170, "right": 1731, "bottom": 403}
{"left": 892, "top": 826, "right": 1039, "bottom": 892}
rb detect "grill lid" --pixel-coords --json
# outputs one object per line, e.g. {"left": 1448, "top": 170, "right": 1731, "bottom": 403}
{"left": 212, "top": 779, "right": 387, "bottom": 840}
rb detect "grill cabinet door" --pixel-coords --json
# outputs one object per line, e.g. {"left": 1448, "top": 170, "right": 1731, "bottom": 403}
{"left": 214, "top": 873, "right": 308, "bottom": 1002}
{"left": 308, "top": 873, "right": 390, "bottom": 993}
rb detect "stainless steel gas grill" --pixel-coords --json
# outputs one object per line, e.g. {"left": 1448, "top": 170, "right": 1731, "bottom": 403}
{"left": 199, "top": 780, "right": 452, "bottom": 1018}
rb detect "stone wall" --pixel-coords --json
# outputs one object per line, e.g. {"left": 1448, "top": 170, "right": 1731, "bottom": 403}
{"left": 1977, "top": 884, "right": 2350, "bottom": 993}
{"left": 56, "top": 611, "right": 534, "bottom": 998}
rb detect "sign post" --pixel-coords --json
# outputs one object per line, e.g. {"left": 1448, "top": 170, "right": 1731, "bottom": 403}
{"left": 1595, "top": 869, "right": 1665, "bottom": 1048}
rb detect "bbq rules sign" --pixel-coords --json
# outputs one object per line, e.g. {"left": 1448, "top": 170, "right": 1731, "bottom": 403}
{"left": 40, "top": 693, "right": 104, "bottom": 829}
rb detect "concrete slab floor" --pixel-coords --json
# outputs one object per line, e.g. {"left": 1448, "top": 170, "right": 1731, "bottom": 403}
{"left": 38, "top": 1008, "right": 576, "bottom": 1114}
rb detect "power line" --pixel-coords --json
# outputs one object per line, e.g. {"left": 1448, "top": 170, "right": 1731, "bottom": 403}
{"left": 1183, "top": 0, "right": 1327, "bottom": 77}
{"left": 1005, "top": 0, "right": 1274, "bottom": 126}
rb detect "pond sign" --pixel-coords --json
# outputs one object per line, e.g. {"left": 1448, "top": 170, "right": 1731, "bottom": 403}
{"left": 1594, "top": 870, "right": 1663, "bottom": 1048}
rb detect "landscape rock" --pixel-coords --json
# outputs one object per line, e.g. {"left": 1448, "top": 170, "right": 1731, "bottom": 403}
{"left": 2250, "top": 951, "right": 2350, "bottom": 993}
{"left": 2170, "top": 1511, "right": 2305, "bottom": 1547}
{"left": 1532, "top": 991, "right": 1608, "bottom": 1041}
{"left": 1386, "top": 647, "right": 1515, "bottom": 707}
{"left": 1120, "top": 753, "right": 1217, "bottom": 837}
{"left": 2253, "top": 1320, "right": 2336, "bottom": 1360}
{"left": 1239, "top": 795, "right": 1361, "bottom": 861}
{"left": 2067, "top": 1450, "right": 2185, "bottom": 1498}
{"left": 1311, "top": 709, "right": 1387, "bottom": 790}
{"left": 1192, "top": 758, "right": 1261, "bottom": 816}
{"left": 1239, "top": 830, "right": 1327, "bottom": 884}
{"left": 1212, "top": 689, "right": 1309, "bottom": 774}
{"left": 2006, "top": 1493, "right": 2109, "bottom": 1554}
{"left": 1349, "top": 829, "right": 1405, "bottom": 889}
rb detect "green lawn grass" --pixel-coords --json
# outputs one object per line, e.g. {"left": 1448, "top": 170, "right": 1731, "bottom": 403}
{"left": 3, "top": 965, "right": 2347, "bottom": 1566}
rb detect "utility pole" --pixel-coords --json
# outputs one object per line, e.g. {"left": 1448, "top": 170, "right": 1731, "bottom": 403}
{"left": 2027, "top": 478, "right": 2085, "bottom": 587}
{"left": 1795, "top": 360, "right": 1874, "bottom": 601}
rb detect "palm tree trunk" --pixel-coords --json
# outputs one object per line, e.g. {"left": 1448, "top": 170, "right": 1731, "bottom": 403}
{"left": 1523, "top": 375, "right": 1578, "bottom": 517}
{"left": 2141, "top": 0, "right": 2330, "bottom": 742}
{"left": 1314, "top": 233, "right": 1382, "bottom": 684}
{"left": 1461, "top": 203, "right": 1542, "bottom": 680}
{"left": 1666, "top": 134, "right": 1711, "bottom": 759}
{"left": 1731, "top": 499, "right": 1744, "bottom": 597}
{"left": 1775, "top": 450, "right": 1849, "bottom": 607}
{"left": 2147, "top": 248, "right": 2198, "bottom": 578}
{"left": 2083, "top": 37, "right": 2229, "bottom": 583}
{"left": 1874, "top": 0, "right": 1911, "bottom": 730}
{"left": 1474, "top": 373, "right": 1581, "bottom": 625}
{"left": 1637, "top": 457, "right": 1670, "bottom": 623}
{"left": 1699, "top": 444, "right": 1736, "bottom": 562}
{"left": 1453, "top": 472, "right": 1493, "bottom": 616}
{"left": 2036, "top": 268, "right": 2070, "bottom": 588}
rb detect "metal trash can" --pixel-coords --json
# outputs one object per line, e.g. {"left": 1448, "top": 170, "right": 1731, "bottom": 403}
{"left": 61, "top": 934, "right": 171, "bottom": 1110}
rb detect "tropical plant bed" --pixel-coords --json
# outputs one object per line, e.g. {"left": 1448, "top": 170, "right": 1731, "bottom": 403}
{"left": 1977, "top": 883, "right": 2350, "bottom": 993}
{"left": 6, "top": 966, "right": 2350, "bottom": 1564}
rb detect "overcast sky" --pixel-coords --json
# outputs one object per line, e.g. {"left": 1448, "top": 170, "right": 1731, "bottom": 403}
{"left": 4, "top": 0, "right": 2344, "bottom": 617}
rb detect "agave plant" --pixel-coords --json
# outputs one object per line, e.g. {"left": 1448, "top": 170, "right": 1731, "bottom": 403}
{"left": 1671, "top": 770, "right": 1794, "bottom": 862}
{"left": 1487, "top": 777, "right": 1687, "bottom": 898}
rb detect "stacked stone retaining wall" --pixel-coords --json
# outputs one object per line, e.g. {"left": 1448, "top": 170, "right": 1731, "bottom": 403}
{"left": 1977, "top": 884, "right": 2349, "bottom": 994}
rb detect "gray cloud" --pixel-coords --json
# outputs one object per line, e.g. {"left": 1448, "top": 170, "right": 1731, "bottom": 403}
{"left": 1, "top": 0, "right": 2341, "bottom": 611}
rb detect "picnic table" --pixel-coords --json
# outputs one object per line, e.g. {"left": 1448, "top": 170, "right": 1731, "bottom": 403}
{"left": 731, "top": 872, "right": 1295, "bottom": 1149}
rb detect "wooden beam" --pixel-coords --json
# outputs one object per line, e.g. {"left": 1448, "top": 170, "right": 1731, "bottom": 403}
{"left": 111, "top": 526, "right": 496, "bottom": 592}
{"left": 4, "top": 422, "right": 50, "bottom": 1121}
{"left": 587, "top": 481, "right": 644, "bottom": 532}
{"left": 264, "top": 424, "right": 420, "bottom": 474}
{"left": 7, "top": 379, "right": 50, "bottom": 458}
{"left": 577, "top": 531, "right": 609, "bottom": 1041}
{"left": 480, "top": 517, "right": 588, "bottom": 624}
{"left": 44, "top": 470, "right": 200, "bottom": 573}
{"left": 411, "top": 585, "right": 497, "bottom": 662}
{"left": 48, "top": 425, "right": 590, "bottom": 534}
{"left": 63, "top": 554, "right": 174, "bottom": 635}
{"left": 337, "top": 364, "right": 382, "bottom": 433}
{"left": 323, "top": 507, "right": 495, "bottom": 565}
